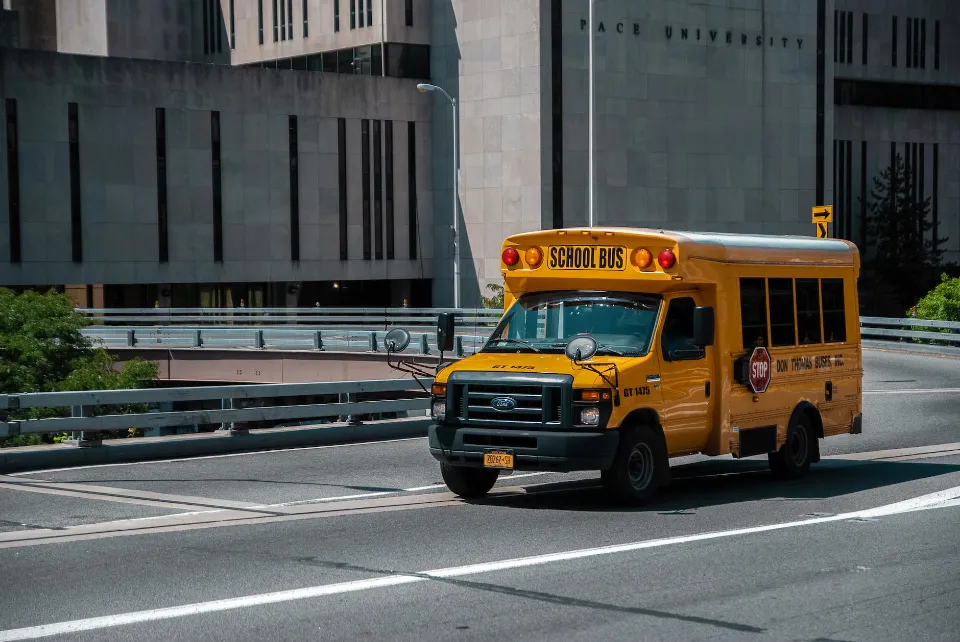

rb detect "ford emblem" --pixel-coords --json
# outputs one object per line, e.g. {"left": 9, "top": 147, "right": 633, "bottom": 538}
{"left": 490, "top": 396, "right": 517, "bottom": 412}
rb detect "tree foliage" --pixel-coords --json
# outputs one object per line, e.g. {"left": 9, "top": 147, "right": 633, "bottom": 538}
{"left": 481, "top": 283, "right": 505, "bottom": 310}
{"left": 0, "top": 289, "right": 158, "bottom": 447}
{"left": 861, "top": 153, "right": 951, "bottom": 315}
{"left": 911, "top": 273, "right": 960, "bottom": 323}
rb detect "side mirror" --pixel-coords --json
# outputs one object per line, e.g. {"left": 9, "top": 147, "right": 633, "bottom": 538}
{"left": 437, "top": 312, "right": 455, "bottom": 352}
{"left": 384, "top": 328, "right": 411, "bottom": 353}
{"left": 693, "top": 306, "right": 715, "bottom": 347}
{"left": 564, "top": 335, "right": 598, "bottom": 362}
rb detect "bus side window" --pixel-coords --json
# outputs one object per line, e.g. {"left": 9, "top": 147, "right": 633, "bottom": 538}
{"left": 739, "top": 278, "right": 768, "bottom": 349}
{"left": 796, "top": 279, "right": 822, "bottom": 344}
{"left": 821, "top": 279, "right": 847, "bottom": 343}
{"left": 661, "top": 297, "right": 702, "bottom": 361}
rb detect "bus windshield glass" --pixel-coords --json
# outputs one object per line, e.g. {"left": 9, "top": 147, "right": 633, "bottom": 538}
{"left": 484, "top": 291, "right": 661, "bottom": 356}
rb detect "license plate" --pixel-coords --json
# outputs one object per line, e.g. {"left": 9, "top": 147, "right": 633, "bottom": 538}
{"left": 483, "top": 450, "right": 514, "bottom": 469}
{"left": 547, "top": 245, "right": 626, "bottom": 271}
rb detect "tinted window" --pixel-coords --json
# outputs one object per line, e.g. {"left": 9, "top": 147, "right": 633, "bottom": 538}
{"left": 821, "top": 279, "right": 847, "bottom": 343}
{"left": 661, "top": 297, "right": 702, "bottom": 361}
{"left": 740, "top": 278, "right": 768, "bottom": 349}
{"left": 769, "top": 278, "right": 796, "bottom": 347}
{"left": 796, "top": 279, "right": 822, "bottom": 344}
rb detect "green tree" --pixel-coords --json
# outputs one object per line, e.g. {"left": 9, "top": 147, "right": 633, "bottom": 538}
{"left": 861, "top": 153, "right": 950, "bottom": 315}
{"left": 0, "top": 288, "right": 158, "bottom": 447}
{"left": 481, "top": 283, "right": 505, "bottom": 310}
{"left": 911, "top": 273, "right": 960, "bottom": 323}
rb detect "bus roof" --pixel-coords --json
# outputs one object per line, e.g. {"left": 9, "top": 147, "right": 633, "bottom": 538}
{"left": 504, "top": 227, "right": 860, "bottom": 268}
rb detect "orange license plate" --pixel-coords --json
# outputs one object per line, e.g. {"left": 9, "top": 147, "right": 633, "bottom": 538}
{"left": 483, "top": 451, "right": 514, "bottom": 469}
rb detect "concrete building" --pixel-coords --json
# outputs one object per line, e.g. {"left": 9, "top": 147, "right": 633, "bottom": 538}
{"left": 0, "top": 1, "right": 958, "bottom": 308}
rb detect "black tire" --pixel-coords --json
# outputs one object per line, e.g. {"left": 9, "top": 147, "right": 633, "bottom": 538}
{"left": 440, "top": 463, "right": 499, "bottom": 498}
{"left": 601, "top": 426, "right": 667, "bottom": 505}
{"left": 769, "top": 413, "right": 815, "bottom": 480}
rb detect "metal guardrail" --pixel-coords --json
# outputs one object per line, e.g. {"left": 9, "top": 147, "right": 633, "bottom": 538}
{"left": 0, "top": 378, "right": 432, "bottom": 440}
{"left": 80, "top": 327, "right": 490, "bottom": 356}
{"left": 77, "top": 307, "right": 503, "bottom": 329}
{"left": 860, "top": 317, "right": 960, "bottom": 355}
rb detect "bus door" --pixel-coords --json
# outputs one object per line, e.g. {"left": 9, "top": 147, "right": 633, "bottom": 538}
{"left": 655, "top": 294, "right": 715, "bottom": 455}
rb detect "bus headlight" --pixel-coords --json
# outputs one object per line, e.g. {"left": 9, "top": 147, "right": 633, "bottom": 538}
{"left": 432, "top": 400, "right": 446, "bottom": 418}
{"left": 580, "top": 407, "right": 600, "bottom": 426}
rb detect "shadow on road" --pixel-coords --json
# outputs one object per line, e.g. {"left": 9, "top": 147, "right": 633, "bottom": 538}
{"left": 478, "top": 458, "right": 960, "bottom": 513}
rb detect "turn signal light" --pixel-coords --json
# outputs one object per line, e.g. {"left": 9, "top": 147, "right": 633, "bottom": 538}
{"left": 578, "top": 390, "right": 612, "bottom": 402}
{"left": 525, "top": 246, "right": 543, "bottom": 267}
{"left": 502, "top": 247, "right": 520, "bottom": 266}
{"left": 431, "top": 383, "right": 446, "bottom": 396}
{"left": 632, "top": 248, "right": 653, "bottom": 269}
{"left": 657, "top": 248, "right": 677, "bottom": 269}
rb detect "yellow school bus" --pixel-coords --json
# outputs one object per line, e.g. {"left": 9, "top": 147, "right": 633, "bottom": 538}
{"left": 421, "top": 228, "right": 863, "bottom": 504}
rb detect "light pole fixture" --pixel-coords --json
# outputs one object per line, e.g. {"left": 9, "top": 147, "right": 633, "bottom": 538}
{"left": 417, "top": 82, "right": 460, "bottom": 308}
{"left": 588, "top": 0, "right": 595, "bottom": 227}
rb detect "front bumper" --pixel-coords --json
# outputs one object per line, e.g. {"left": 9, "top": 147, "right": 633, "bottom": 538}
{"left": 429, "top": 423, "right": 620, "bottom": 472}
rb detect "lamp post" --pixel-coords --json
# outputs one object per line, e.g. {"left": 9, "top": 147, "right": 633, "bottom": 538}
{"left": 417, "top": 82, "right": 460, "bottom": 308}
{"left": 588, "top": 0, "right": 595, "bottom": 227}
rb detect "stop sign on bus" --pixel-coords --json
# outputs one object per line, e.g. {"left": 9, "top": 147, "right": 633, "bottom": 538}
{"left": 748, "top": 347, "right": 772, "bottom": 393}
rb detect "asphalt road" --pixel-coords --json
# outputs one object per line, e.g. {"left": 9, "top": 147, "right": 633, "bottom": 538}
{"left": 0, "top": 349, "right": 958, "bottom": 641}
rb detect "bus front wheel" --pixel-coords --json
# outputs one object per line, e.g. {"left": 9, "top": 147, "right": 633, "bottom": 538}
{"left": 440, "top": 463, "right": 499, "bottom": 498}
{"left": 601, "top": 426, "right": 667, "bottom": 505}
{"left": 769, "top": 413, "right": 815, "bottom": 479}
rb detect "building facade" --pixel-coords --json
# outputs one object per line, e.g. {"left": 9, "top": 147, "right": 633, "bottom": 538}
{"left": 0, "top": 0, "right": 957, "bottom": 308}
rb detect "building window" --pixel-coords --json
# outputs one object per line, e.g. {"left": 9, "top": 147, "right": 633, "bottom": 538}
{"left": 216, "top": 0, "right": 222, "bottom": 52}
{"left": 892, "top": 16, "right": 897, "bottom": 67}
{"left": 338, "top": 118, "right": 347, "bottom": 261}
{"left": 361, "top": 119, "right": 371, "bottom": 260}
{"left": 280, "top": 0, "right": 286, "bottom": 40}
{"left": 258, "top": 0, "right": 264, "bottom": 44}
{"left": 385, "top": 43, "right": 430, "bottom": 79}
{"left": 407, "top": 121, "right": 417, "bottom": 260}
{"left": 933, "top": 143, "right": 939, "bottom": 253}
{"left": 230, "top": 0, "right": 236, "bottom": 49}
{"left": 156, "top": 108, "right": 168, "bottom": 263}
{"left": 302, "top": 0, "right": 308, "bottom": 37}
{"left": 350, "top": 0, "right": 356, "bottom": 30}
{"left": 934, "top": 20, "right": 940, "bottom": 70}
{"left": 906, "top": 17, "right": 913, "bottom": 67}
{"left": 334, "top": 0, "right": 339, "bottom": 32}
{"left": 768, "top": 279, "right": 796, "bottom": 347}
{"left": 367, "top": 0, "right": 372, "bottom": 27}
{"left": 835, "top": 10, "right": 853, "bottom": 63}
{"left": 203, "top": 0, "right": 210, "bottom": 54}
{"left": 821, "top": 280, "right": 846, "bottom": 343}
{"left": 273, "top": 0, "right": 279, "bottom": 41}
{"left": 405, "top": 0, "right": 413, "bottom": 27}
{"left": 289, "top": 115, "right": 299, "bottom": 261}
{"left": 385, "top": 120, "right": 394, "bottom": 259}
{"left": 358, "top": 0, "right": 364, "bottom": 28}
{"left": 373, "top": 120, "right": 383, "bottom": 259}
{"left": 739, "top": 278, "right": 767, "bottom": 349}
{"left": 862, "top": 13, "right": 868, "bottom": 65}
{"left": 68, "top": 102, "right": 82, "bottom": 263}
{"left": 288, "top": 0, "right": 294, "bottom": 39}
{"left": 5, "top": 99, "right": 20, "bottom": 264}
{"left": 211, "top": 111, "right": 223, "bottom": 263}
{"left": 920, "top": 18, "right": 926, "bottom": 69}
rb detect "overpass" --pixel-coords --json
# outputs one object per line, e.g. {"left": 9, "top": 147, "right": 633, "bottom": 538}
{"left": 0, "top": 348, "right": 958, "bottom": 640}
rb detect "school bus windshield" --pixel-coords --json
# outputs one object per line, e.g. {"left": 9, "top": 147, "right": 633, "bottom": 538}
{"left": 483, "top": 291, "right": 661, "bottom": 356}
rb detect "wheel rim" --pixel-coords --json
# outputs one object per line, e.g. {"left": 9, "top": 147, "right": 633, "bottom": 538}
{"left": 788, "top": 425, "right": 808, "bottom": 467}
{"left": 627, "top": 443, "right": 655, "bottom": 490}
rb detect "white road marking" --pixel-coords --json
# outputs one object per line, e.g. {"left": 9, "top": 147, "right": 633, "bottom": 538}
{"left": 863, "top": 388, "right": 960, "bottom": 395}
{"left": 2, "top": 485, "right": 958, "bottom": 641}
{"left": 6, "top": 437, "right": 429, "bottom": 476}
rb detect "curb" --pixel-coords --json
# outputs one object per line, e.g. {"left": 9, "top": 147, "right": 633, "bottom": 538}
{"left": 0, "top": 418, "right": 430, "bottom": 474}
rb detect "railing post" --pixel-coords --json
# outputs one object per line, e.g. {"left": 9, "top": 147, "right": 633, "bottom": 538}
{"left": 339, "top": 391, "right": 359, "bottom": 424}
{"left": 313, "top": 330, "right": 323, "bottom": 350}
{"left": 126, "top": 329, "right": 135, "bottom": 347}
{"left": 68, "top": 405, "right": 101, "bottom": 448}
{"left": 192, "top": 329, "right": 202, "bottom": 348}
{"left": 420, "top": 333, "right": 430, "bottom": 354}
{"left": 254, "top": 329, "right": 264, "bottom": 349}
{"left": 454, "top": 335, "right": 464, "bottom": 357}
{"left": 369, "top": 332, "right": 378, "bottom": 352}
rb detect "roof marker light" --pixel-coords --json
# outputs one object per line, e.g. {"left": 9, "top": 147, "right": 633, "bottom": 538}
{"left": 657, "top": 249, "right": 677, "bottom": 269}
{"left": 502, "top": 247, "right": 520, "bottom": 266}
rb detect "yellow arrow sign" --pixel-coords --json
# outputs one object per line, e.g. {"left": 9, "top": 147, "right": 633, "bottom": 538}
{"left": 816, "top": 222, "right": 828, "bottom": 238}
{"left": 812, "top": 205, "right": 833, "bottom": 223}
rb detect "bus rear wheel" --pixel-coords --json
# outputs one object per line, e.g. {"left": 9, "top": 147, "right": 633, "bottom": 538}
{"left": 769, "top": 413, "right": 815, "bottom": 479}
{"left": 601, "top": 426, "right": 667, "bottom": 505}
{"left": 440, "top": 463, "right": 499, "bottom": 498}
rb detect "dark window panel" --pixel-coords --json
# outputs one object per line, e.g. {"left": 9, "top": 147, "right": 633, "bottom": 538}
{"left": 821, "top": 279, "right": 846, "bottom": 343}
{"left": 258, "top": 0, "right": 264, "bottom": 44}
{"left": 288, "top": 0, "right": 294, "bottom": 39}
{"left": 405, "top": 0, "right": 413, "bottom": 27}
{"left": 373, "top": 120, "right": 383, "bottom": 259}
{"left": 796, "top": 279, "right": 822, "bottom": 344}
{"left": 934, "top": 20, "right": 940, "bottom": 70}
{"left": 769, "top": 279, "right": 797, "bottom": 347}
{"left": 892, "top": 16, "right": 897, "bottom": 67}
{"left": 914, "top": 16, "right": 920, "bottom": 69}
{"left": 350, "top": 0, "right": 356, "bottom": 29}
{"left": 6, "top": 99, "right": 20, "bottom": 263}
{"left": 338, "top": 118, "right": 348, "bottom": 260}
{"left": 302, "top": 0, "right": 308, "bottom": 36}
{"left": 739, "top": 278, "right": 768, "bottom": 349}
{"left": 215, "top": 0, "right": 222, "bottom": 53}
{"left": 334, "top": 0, "right": 339, "bottom": 32}
{"left": 367, "top": 0, "right": 372, "bottom": 27}
{"left": 920, "top": 18, "right": 926, "bottom": 69}
{"left": 846, "top": 10, "right": 852, "bottom": 63}
{"left": 358, "top": 0, "right": 364, "bottom": 28}
{"left": 211, "top": 111, "right": 223, "bottom": 262}
{"left": 834, "top": 10, "right": 840, "bottom": 63}
{"left": 203, "top": 0, "right": 210, "bottom": 54}
{"left": 835, "top": 79, "right": 960, "bottom": 110}
{"left": 906, "top": 17, "right": 912, "bottom": 67}
{"left": 289, "top": 115, "right": 299, "bottom": 261}
{"left": 273, "top": 0, "right": 279, "bottom": 41}
{"left": 385, "top": 121, "right": 394, "bottom": 260}
{"left": 156, "top": 107, "right": 168, "bottom": 263}
{"left": 68, "top": 102, "right": 82, "bottom": 263}
{"left": 932, "top": 143, "right": 939, "bottom": 253}
{"left": 408, "top": 121, "right": 417, "bottom": 260}
{"left": 361, "top": 119, "right": 371, "bottom": 260}
{"left": 230, "top": 0, "right": 236, "bottom": 48}
{"left": 845, "top": 139, "right": 852, "bottom": 240}
{"left": 860, "top": 140, "right": 867, "bottom": 249}
{"left": 862, "top": 13, "right": 868, "bottom": 65}
{"left": 385, "top": 43, "right": 431, "bottom": 79}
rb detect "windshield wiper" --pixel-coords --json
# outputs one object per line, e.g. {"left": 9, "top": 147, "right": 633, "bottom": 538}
{"left": 486, "top": 338, "right": 542, "bottom": 352}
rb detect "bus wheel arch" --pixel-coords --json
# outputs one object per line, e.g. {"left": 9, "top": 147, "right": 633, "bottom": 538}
{"left": 794, "top": 402, "right": 823, "bottom": 463}
{"left": 603, "top": 409, "right": 671, "bottom": 503}
{"left": 769, "top": 404, "right": 821, "bottom": 478}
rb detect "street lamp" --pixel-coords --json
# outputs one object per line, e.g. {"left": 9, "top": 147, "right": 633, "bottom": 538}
{"left": 588, "top": 0, "right": 595, "bottom": 227}
{"left": 417, "top": 82, "right": 460, "bottom": 308}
